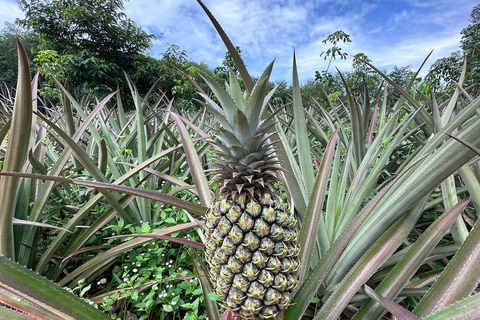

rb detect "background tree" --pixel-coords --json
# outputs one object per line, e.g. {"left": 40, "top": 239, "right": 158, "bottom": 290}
{"left": 319, "top": 30, "right": 351, "bottom": 73}
{"left": 461, "top": 4, "right": 480, "bottom": 84}
{"left": 17, "top": 0, "right": 155, "bottom": 95}
{"left": 425, "top": 4, "right": 479, "bottom": 93}
{"left": 424, "top": 51, "right": 463, "bottom": 92}
{"left": 0, "top": 23, "right": 39, "bottom": 87}
{"left": 387, "top": 65, "right": 414, "bottom": 102}
{"left": 213, "top": 46, "right": 243, "bottom": 81}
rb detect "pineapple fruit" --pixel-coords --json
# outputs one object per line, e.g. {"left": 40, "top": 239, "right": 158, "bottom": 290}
{"left": 202, "top": 62, "right": 300, "bottom": 319}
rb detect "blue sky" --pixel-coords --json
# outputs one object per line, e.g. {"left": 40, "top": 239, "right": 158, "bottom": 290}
{"left": 1, "top": 0, "right": 477, "bottom": 82}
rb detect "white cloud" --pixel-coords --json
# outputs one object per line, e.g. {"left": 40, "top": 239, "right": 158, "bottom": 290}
{"left": 0, "top": 0, "right": 23, "bottom": 28}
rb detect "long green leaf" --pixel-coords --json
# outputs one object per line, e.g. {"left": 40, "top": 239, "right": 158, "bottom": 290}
{"left": 191, "top": 251, "right": 220, "bottom": 320}
{"left": 353, "top": 198, "right": 471, "bottom": 320}
{"left": 59, "top": 221, "right": 202, "bottom": 286}
{"left": 297, "top": 130, "right": 338, "bottom": 282}
{"left": 313, "top": 199, "right": 426, "bottom": 320}
{"left": 292, "top": 51, "right": 315, "bottom": 195}
{"left": 413, "top": 198, "right": 480, "bottom": 316}
{"left": 0, "top": 39, "right": 32, "bottom": 259}
{"left": 421, "top": 293, "right": 480, "bottom": 320}
{"left": 362, "top": 285, "right": 420, "bottom": 320}
{"left": 0, "top": 256, "right": 110, "bottom": 320}
{"left": 0, "top": 307, "right": 36, "bottom": 320}
{"left": 195, "top": 0, "right": 254, "bottom": 92}
{"left": 0, "top": 172, "right": 207, "bottom": 216}
{"left": 170, "top": 112, "right": 212, "bottom": 207}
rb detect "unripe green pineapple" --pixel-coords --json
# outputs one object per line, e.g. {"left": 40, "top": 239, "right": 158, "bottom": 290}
{"left": 201, "top": 62, "right": 300, "bottom": 319}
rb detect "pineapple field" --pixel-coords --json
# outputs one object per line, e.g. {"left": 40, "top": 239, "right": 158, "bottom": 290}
{"left": 1, "top": 0, "right": 480, "bottom": 320}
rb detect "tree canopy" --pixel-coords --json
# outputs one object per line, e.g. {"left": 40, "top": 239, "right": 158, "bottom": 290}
{"left": 0, "top": 23, "right": 39, "bottom": 87}
{"left": 461, "top": 4, "right": 480, "bottom": 83}
{"left": 17, "top": 0, "right": 156, "bottom": 94}
{"left": 18, "top": 0, "right": 154, "bottom": 61}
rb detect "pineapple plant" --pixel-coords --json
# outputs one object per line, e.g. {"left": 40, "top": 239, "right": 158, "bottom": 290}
{"left": 201, "top": 63, "right": 300, "bottom": 319}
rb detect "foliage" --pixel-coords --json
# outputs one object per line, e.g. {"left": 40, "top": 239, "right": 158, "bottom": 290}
{"left": 426, "top": 4, "right": 479, "bottom": 91}
{"left": 213, "top": 46, "right": 243, "bottom": 81}
{"left": 1, "top": 1, "right": 480, "bottom": 320}
{"left": 91, "top": 212, "right": 207, "bottom": 320}
{"left": 319, "top": 30, "right": 352, "bottom": 72}
{"left": 425, "top": 51, "right": 464, "bottom": 91}
{"left": 18, "top": 0, "right": 155, "bottom": 96}
{"left": 461, "top": 4, "right": 480, "bottom": 83}
{"left": 18, "top": 0, "right": 153, "bottom": 60}
{"left": 0, "top": 23, "right": 39, "bottom": 87}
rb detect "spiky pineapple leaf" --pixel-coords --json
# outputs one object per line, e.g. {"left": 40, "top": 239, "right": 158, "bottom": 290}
{"left": 0, "top": 256, "right": 110, "bottom": 319}
{"left": 195, "top": 0, "right": 254, "bottom": 92}
{"left": 200, "top": 73, "right": 238, "bottom": 126}
{"left": 0, "top": 172, "right": 207, "bottom": 216}
{"left": 0, "top": 307, "right": 36, "bottom": 320}
{"left": 313, "top": 199, "right": 426, "bottom": 320}
{"left": 232, "top": 109, "right": 251, "bottom": 145}
{"left": 297, "top": 130, "right": 338, "bottom": 283}
{"left": 106, "top": 234, "right": 205, "bottom": 250}
{"left": 361, "top": 285, "right": 420, "bottom": 320}
{"left": 12, "top": 218, "right": 71, "bottom": 233}
{"left": 244, "top": 60, "right": 274, "bottom": 131}
{"left": 421, "top": 294, "right": 480, "bottom": 320}
{"left": 170, "top": 112, "right": 212, "bottom": 207}
{"left": 59, "top": 221, "right": 203, "bottom": 286}
{"left": 228, "top": 70, "right": 246, "bottom": 112}
{"left": 292, "top": 51, "right": 315, "bottom": 195}
{"left": 353, "top": 198, "right": 471, "bottom": 320}
{"left": 0, "top": 39, "right": 32, "bottom": 259}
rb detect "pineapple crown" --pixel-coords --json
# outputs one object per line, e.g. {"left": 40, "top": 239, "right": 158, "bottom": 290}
{"left": 200, "top": 61, "right": 282, "bottom": 198}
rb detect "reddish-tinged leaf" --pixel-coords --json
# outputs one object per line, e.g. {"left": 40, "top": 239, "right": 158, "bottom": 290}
{"left": 59, "top": 221, "right": 203, "bottom": 286}
{"left": 363, "top": 285, "right": 420, "bottom": 320}
{"left": 62, "top": 245, "right": 113, "bottom": 263}
{"left": 0, "top": 172, "right": 207, "bottom": 216}
{"left": 446, "top": 133, "right": 480, "bottom": 156}
{"left": 12, "top": 218, "right": 71, "bottom": 233}
{"left": 105, "top": 234, "right": 205, "bottom": 250}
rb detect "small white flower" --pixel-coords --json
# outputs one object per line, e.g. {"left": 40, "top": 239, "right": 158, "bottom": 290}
{"left": 133, "top": 268, "right": 138, "bottom": 273}
{"left": 171, "top": 301, "right": 177, "bottom": 305}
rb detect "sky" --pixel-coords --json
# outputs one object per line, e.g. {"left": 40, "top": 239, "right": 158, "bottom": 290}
{"left": 0, "top": 0, "right": 478, "bottom": 82}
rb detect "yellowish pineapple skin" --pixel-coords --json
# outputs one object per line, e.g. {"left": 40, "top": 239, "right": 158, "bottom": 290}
{"left": 204, "top": 191, "right": 300, "bottom": 319}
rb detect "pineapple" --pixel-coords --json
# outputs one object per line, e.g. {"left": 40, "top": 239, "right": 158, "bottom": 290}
{"left": 202, "top": 62, "right": 300, "bottom": 319}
